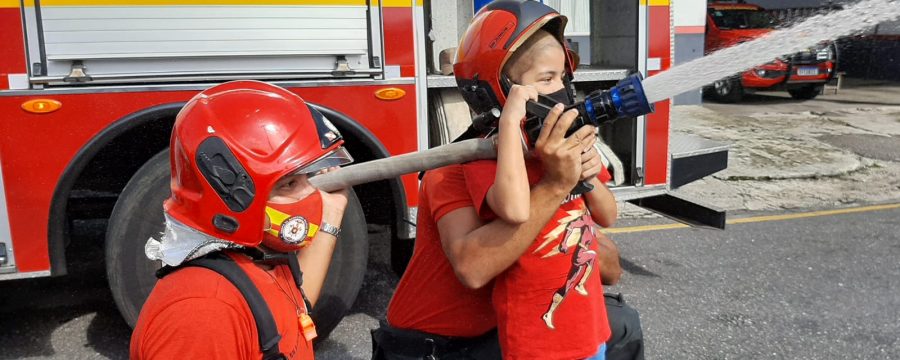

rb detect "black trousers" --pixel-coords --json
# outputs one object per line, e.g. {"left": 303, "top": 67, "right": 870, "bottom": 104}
{"left": 373, "top": 294, "right": 644, "bottom": 360}
{"left": 604, "top": 293, "right": 645, "bottom": 360}
{"left": 371, "top": 321, "right": 501, "bottom": 360}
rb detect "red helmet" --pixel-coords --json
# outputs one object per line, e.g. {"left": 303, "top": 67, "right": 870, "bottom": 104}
{"left": 164, "top": 80, "right": 352, "bottom": 248}
{"left": 454, "top": 0, "right": 577, "bottom": 115}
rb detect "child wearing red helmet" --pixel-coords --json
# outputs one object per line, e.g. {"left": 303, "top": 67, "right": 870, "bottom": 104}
{"left": 461, "top": 28, "right": 619, "bottom": 360}
{"left": 381, "top": 1, "right": 632, "bottom": 360}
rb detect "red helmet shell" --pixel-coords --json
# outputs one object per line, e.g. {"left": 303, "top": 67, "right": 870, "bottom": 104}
{"left": 165, "top": 80, "right": 344, "bottom": 247}
{"left": 454, "top": 0, "right": 576, "bottom": 115}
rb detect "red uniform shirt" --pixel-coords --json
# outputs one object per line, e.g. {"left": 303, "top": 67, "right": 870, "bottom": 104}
{"left": 130, "top": 252, "right": 314, "bottom": 360}
{"left": 386, "top": 164, "right": 497, "bottom": 337}
{"left": 463, "top": 160, "right": 612, "bottom": 360}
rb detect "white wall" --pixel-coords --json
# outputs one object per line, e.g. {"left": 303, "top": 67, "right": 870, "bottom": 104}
{"left": 673, "top": 0, "right": 707, "bottom": 28}
{"left": 541, "top": 0, "right": 591, "bottom": 35}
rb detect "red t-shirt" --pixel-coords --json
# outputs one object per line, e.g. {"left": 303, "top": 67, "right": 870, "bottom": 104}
{"left": 463, "top": 160, "right": 612, "bottom": 360}
{"left": 386, "top": 164, "right": 497, "bottom": 337}
{"left": 130, "top": 252, "right": 314, "bottom": 360}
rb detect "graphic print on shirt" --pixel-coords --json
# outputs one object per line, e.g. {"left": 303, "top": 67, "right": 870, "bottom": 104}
{"left": 532, "top": 203, "right": 599, "bottom": 330}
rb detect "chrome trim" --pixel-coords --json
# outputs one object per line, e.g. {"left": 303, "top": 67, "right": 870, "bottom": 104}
{"left": 670, "top": 133, "right": 731, "bottom": 159}
{"left": 426, "top": 75, "right": 457, "bottom": 89}
{"left": 404, "top": 206, "right": 418, "bottom": 239}
{"left": 610, "top": 185, "right": 668, "bottom": 202}
{"left": 413, "top": 2, "right": 428, "bottom": 152}
{"left": 22, "top": 4, "right": 41, "bottom": 80}
{"left": 0, "top": 270, "right": 51, "bottom": 281}
{"left": 635, "top": 2, "right": 649, "bottom": 187}
{"left": 369, "top": 0, "right": 386, "bottom": 71}
{"left": 638, "top": 2, "right": 648, "bottom": 77}
{"left": 0, "top": 78, "right": 416, "bottom": 97}
{"left": 571, "top": 68, "right": 630, "bottom": 82}
{"left": 0, "top": 156, "right": 14, "bottom": 272}
{"left": 31, "top": 70, "right": 381, "bottom": 86}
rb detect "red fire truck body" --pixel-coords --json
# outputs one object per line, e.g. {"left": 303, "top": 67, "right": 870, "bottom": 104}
{"left": 0, "top": 0, "right": 725, "bottom": 336}
{"left": 705, "top": 2, "right": 836, "bottom": 102}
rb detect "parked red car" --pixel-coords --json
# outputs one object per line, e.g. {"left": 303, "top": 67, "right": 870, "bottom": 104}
{"left": 705, "top": 2, "right": 836, "bottom": 102}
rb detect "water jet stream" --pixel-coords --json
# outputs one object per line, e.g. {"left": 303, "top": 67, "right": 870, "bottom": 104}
{"left": 312, "top": 1, "right": 900, "bottom": 191}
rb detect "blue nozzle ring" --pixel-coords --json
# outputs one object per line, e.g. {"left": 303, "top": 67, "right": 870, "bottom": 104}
{"left": 609, "top": 87, "right": 624, "bottom": 115}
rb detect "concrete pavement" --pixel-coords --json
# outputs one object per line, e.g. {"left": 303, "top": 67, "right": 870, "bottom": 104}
{"left": 608, "top": 206, "right": 900, "bottom": 360}
{"left": 622, "top": 79, "right": 900, "bottom": 218}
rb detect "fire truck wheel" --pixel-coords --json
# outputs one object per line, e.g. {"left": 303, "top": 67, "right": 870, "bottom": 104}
{"left": 105, "top": 149, "right": 369, "bottom": 340}
{"left": 788, "top": 85, "right": 823, "bottom": 100}
{"left": 708, "top": 78, "right": 744, "bottom": 103}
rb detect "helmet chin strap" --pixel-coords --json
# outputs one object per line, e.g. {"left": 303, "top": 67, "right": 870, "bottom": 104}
{"left": 563, "top": 74, "right": 577, "bottom": 103}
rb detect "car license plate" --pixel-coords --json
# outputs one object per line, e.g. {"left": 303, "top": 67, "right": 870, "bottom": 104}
{"left": 797, "top": 66, "right": 819, "bottom": 76}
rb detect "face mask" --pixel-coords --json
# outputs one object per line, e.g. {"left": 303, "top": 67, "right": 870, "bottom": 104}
{"left": 263, "top": 191, "right": 323, "bottom": 252}
{"left": 544, "top": 87, "right": 573, "bottom": 105}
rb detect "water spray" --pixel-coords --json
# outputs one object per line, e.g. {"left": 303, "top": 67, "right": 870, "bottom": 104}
{"left": 312, "top": 0, "right": 900, "bottom": 192}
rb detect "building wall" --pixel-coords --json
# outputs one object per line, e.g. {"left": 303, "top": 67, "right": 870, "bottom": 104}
{"left": 672, "top": 0, "right": 706, "bottom": 105}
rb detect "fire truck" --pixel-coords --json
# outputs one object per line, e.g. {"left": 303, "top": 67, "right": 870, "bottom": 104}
{"left": 704, "top": 1, "right": 837, "bottom": 102}
{"left": 0, "top": 0, "right": 728, "bottom": 337}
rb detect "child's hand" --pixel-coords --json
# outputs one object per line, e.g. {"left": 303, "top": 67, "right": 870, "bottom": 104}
{"left": 534, "top": 107, "right": 588, "bottom": 191}
{"left": 579, "top": 133, "right": 605, "bottom": 181}
{"left": 500, "top": 84, "right": 539, "bottom": 125}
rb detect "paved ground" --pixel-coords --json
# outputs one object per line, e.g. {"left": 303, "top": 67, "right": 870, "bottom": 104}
{"left": 608, "top": 206, "right": 900, "bottom": 360}
{"left": 318, "top": 204, "right": 900, "bottom": 359}
{"left": 1, "top": 79, "right": 899, "bottom": 359}
{"left": 620, "top": 78, "right": 900, "bottom": 219}
{"left": 3, "top": 205, "right": 898, "bottom": 360}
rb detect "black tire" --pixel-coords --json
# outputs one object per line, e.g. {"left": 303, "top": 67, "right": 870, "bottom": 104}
{"left": 708, "top": 77, "right": 744, "bottom": 103}
{"left": 105, "top": 149, "right": 368, "bottom": 340}
{"left": 788, "top": 85, "right": 822, "bottom": 100}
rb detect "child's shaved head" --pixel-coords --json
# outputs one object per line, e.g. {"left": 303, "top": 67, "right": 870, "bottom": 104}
{"left": 504, "top": 29, "right": 564, "bottom": 83}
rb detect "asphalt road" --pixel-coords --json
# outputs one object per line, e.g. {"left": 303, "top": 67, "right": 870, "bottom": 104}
{"left": 1, "top": 205, "right": 898, "bottom": 359}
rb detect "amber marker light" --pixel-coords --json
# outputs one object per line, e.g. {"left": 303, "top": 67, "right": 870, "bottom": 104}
{"left": 374, "top": 87, "right": 406, "bottom": 101}
{"left": 22, "top": 99, "right": 62, "bottom": 114}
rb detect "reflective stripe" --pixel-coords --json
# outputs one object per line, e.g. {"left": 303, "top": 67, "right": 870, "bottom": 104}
{"left": 375, "top": 0, "right": 420, "bottom": 7}
{"left": 264, "top": 207, "right": 320, "bottom": 238}
{"left": 36, "top": 0, "right": 367, "bottom": 5}
{"left": 266, "top": 207, "right": 292, "bottom": 227}
{"left": 29, "top": 0, "right": 421, "bottom": 6}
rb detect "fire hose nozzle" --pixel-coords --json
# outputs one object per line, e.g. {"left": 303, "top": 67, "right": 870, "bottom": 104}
{"left": 599, "top": 73, "right": 655, "bottom": 120}
{"left": 523, "top": 73, "right": 655, "bottom": 147}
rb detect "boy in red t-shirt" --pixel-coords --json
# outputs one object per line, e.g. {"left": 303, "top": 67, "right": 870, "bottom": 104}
{"left": 380, "top": 1, "right": 622, "bottom": 359}
{"left": 451, "top": 2, "right": 618, "bottom": 358}
{"left": 463, "top": 29, "right": 618, "bottom": 359}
